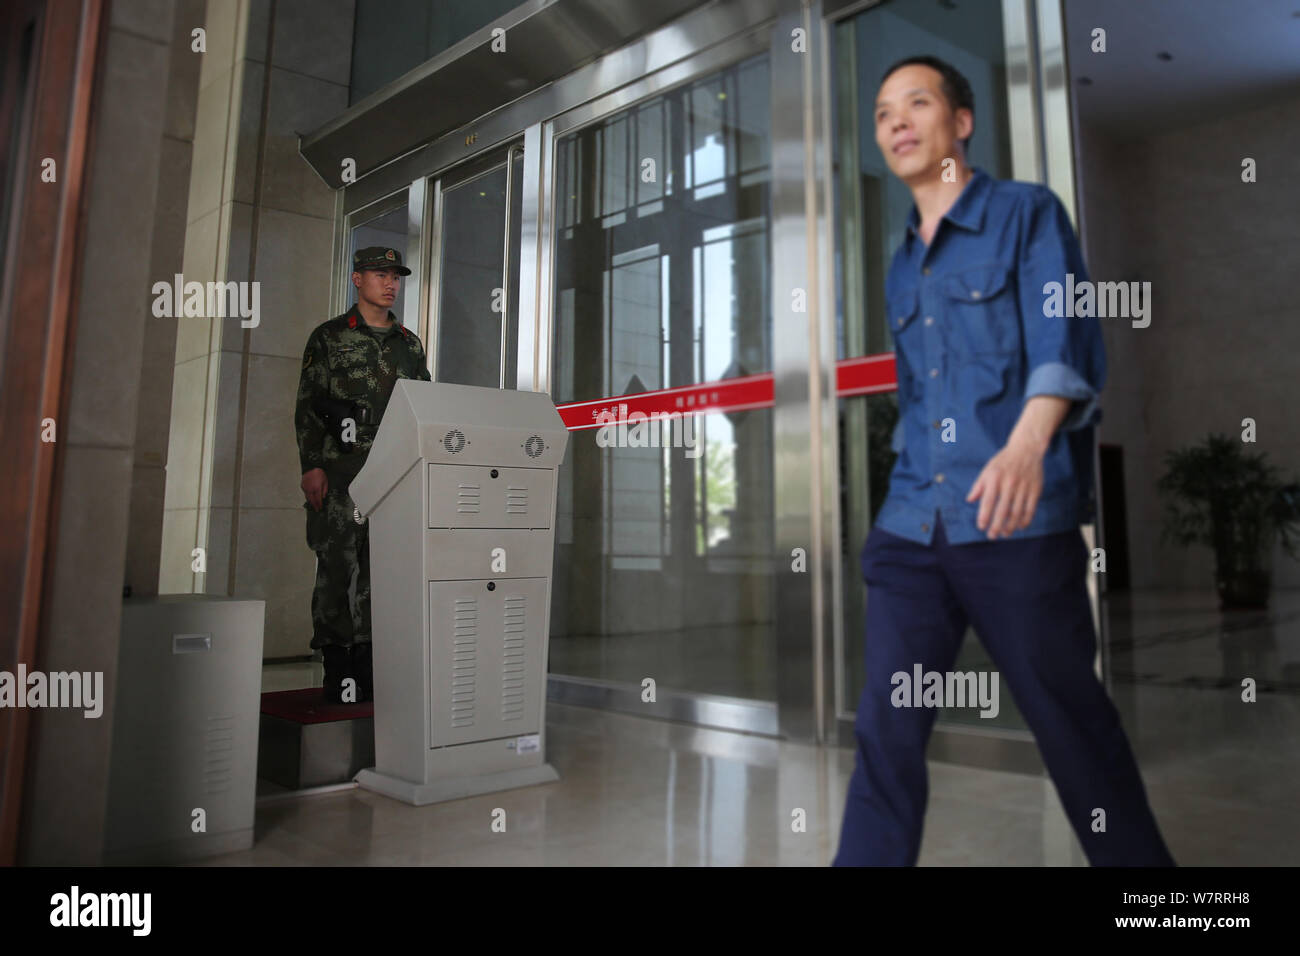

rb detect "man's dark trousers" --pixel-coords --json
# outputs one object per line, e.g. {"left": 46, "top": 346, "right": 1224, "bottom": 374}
{"left": 834, "top": 514, "right": 1174, "bottom": 866}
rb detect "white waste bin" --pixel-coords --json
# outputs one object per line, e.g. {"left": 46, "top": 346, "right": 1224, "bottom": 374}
{"left": 107, "top": 595, "right": 264, "bottom": 863}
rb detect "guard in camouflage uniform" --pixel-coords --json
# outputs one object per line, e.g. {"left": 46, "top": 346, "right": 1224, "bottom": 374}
{"left": 295, "top": 246, "right": 430, "bottom": 703}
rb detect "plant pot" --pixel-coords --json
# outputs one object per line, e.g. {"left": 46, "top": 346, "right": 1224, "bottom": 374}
{"left": 1215, "top": 566, "right": 1271, "bottom": 609}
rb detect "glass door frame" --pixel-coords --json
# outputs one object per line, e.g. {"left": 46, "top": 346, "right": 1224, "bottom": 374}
{"left": 528, "top": 18, "right": 809, "bottom": 738}
{"left": 425, "top": 142, "right": 525, "bottom": 388}
{"left": 333, "top": 1, "right": 836, "bottom": 742}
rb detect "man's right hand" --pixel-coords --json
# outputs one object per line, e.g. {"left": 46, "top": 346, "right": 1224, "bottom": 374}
{"left": 301, "top": 468, "right": 328, "bottom": 511}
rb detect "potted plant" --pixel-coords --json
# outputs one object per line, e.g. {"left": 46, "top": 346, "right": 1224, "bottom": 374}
{"left": 1157, "top": 434, "right": 1300, "bottom": 608}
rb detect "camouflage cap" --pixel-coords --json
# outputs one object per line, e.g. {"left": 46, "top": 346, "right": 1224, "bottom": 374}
{"left": 353, "top": 246, "right": 411, "bottom": 276}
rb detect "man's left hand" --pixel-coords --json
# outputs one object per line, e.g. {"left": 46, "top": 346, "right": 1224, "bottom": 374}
{"left": 966, "top": 435, "right": 1045, "bottom": 540}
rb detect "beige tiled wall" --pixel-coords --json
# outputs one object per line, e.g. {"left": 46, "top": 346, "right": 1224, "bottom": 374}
{"left": 161, "top": 0, "right": 355, "bottom": 661}
{"left": 1083, "top": 94, "right": 1300, "bottom": 590}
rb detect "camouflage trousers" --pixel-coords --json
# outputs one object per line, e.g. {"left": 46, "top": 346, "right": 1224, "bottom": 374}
{"left": 305, "top": 488, "right": 370, "bottom": 649}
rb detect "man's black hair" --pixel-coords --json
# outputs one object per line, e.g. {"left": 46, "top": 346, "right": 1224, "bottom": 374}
{"left": 879, "top": 55, "right": 975, "bottom": 152}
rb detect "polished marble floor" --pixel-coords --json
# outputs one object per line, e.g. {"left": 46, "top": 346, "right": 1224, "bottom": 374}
{"left": 224, "top": 589, "right": 1300, "bottom": 866}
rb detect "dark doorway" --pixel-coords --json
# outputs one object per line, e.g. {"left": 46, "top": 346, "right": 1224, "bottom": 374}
{"left": 1099, "top": 444, "right": 1130, "bottom": 590}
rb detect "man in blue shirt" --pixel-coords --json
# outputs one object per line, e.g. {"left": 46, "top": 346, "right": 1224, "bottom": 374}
{"left": 834, "top": 56, "right": 1173, "bottom": 866}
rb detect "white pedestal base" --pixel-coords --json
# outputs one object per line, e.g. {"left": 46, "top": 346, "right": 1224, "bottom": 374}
{"left": 354, "top": 763, "right": 559, "bottom": 806}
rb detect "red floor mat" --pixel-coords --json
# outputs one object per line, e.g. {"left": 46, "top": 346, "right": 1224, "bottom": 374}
{"left": 260, "top": 688, "right": 374, "bottom": 724}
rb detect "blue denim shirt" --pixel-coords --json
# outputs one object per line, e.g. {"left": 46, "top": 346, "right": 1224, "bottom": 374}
{"left": 876, "top": 168, "right": 1105, "bottom": 546}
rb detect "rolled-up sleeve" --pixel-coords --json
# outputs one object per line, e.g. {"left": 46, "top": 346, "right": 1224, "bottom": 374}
{"left": 1016, "top": 188, "right": 1106, "bottom": 431}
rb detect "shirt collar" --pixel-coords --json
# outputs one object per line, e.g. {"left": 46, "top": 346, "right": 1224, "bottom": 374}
{"left": 345, "top": 303, "right": 399, "bottom": 332}
{"left": 904, "top": 166, "right": 993, "bottom": 244}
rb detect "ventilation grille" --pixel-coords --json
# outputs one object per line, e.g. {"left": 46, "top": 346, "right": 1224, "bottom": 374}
{"left": 450, "top": 597, "right": 478, "bottom": 728}
{"left": 443, "top": 428, "right": 466, "bottom": 454}
{"left": 502, "top": 595, "right": 526, "bottom": 721}
{"left": 523, "top": 435, "right": 545, "bottom": 459}
{"left": 505, "top": 485, "right": 528, "bottom": 515}
{"left": 203, "top": 715, "right": 236, "bottom": 795}
{"left": 456, "top": 482, "right": 481, "bottom": 514}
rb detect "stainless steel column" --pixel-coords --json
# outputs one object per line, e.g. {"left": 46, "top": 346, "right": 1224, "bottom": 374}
{"left": 771, "top": 1, "right": 839, "bottom": 743}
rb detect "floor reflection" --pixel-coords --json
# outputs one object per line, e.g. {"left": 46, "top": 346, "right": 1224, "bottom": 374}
{"left": 227, "top": 589, "right": 1300, "bottom": 865}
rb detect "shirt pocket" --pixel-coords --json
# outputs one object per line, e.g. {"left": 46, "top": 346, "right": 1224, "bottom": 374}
{"left": 941, "top": 262, "right": 1020, "bottom": 356}
{"left": 886, "top": 286, "right": 924, "bottom": 392}
{"left": 330, "top": 344, "right": 369, "bottom": 394}
{"left": 333, "top": 343, "right": 368, "bottom": 369}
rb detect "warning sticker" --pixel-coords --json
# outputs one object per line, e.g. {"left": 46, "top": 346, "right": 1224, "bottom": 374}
{"left": 515, "top": 734, "right": 540, "bottom": 755}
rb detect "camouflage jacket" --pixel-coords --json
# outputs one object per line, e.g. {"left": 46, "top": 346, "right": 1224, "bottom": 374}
{"left": 295, "top": 304, "right": 431, "bottom": 488}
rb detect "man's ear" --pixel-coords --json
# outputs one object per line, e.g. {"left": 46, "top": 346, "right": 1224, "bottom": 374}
{"left": 955, "top": 108, "right": 974, "bottom": 147}
{"left": 351, "top": 270, "right": 362, "bottom": 289}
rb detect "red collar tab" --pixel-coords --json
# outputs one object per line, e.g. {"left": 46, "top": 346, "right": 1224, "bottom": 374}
{"left": 347, "top": 313, "right": 358, "bottom": 329}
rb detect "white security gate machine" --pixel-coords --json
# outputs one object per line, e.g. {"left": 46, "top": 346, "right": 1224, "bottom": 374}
{"left": 349, "top": 380, "right": 568, "bottom": 805}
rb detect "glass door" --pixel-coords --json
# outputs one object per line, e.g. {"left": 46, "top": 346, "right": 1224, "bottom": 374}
{"left": 542, "top": 53, "right": 780, "bottom": 721}
{"left": 429, "top": 145, "right": 524, "bottom": 388}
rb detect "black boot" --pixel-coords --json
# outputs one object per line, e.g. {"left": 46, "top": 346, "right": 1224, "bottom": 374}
{"left": 321, "top": 644, "right": 352, "bottom": 704}
{"left": 351, "top": 642, "right": 373, "bottom": 703}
